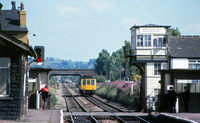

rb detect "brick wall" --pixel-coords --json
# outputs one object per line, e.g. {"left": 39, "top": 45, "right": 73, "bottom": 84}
{"left": 0, "top": 52, "right": 28, "bottom": 120}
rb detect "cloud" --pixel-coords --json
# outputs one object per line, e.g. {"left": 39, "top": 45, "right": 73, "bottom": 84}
{"left": 88, "top": 1, "right": 115, "bottom": 12}
{"left": 57, "top": 6, "right": 78, "bottom": 15}
{"left": 122, "top": 18, "right": 139, "bottom": 27}
{"left": 187, "top": 23, "right": 200, "bottom": 34}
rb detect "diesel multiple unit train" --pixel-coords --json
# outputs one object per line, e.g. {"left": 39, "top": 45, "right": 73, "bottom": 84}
{"left": 78, "top": 75, "right": 96, "bottom": 95}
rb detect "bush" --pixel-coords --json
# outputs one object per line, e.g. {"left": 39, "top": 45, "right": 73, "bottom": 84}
{"left": 49, "top": 92, "right": 57, "bottom": 108}
{"left": 95, "top": 81, "right": 139, "bottom": 108}
{"left": 95, "top": 75, "right": 106, "bottom": 82}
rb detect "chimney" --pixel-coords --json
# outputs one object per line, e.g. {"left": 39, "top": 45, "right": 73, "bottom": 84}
{"left": 19, "top": 2, "right": 26, "bottom": 26}
{"left": 11, "top": 1, "right": 16, "bottom": 11}
{"left": 20, "top": 2, "right": 24, "bottom": 10}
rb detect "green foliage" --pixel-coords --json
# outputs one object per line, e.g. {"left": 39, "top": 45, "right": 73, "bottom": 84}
{"left": 60, "top": 76, "right": 79, "bottom": 83}
{"left": 121, "top": 40, "right": 131, "bottom": 67}
{"left": 94, "top": 40, "right": 139, "bottom": 81}
{"left": 94, "top": 49, "right": 111, "bottom": 79}
{"left": 110, "top": 50, "right": 122, "bottom": 81}
{"left": 30, "top": 57, "right": 95, "bottom": 69}
{"left": 96, "top": 83, "right": 139, "bottom": 108}
{"left": 49, "top": 92, "right": 57, "bottom": 107}
{"left": 95, "top": 75, "right": 106, "bottom": 82}
{"left": 50, "top": 76, "right": 58, "bottom": 85}
{"left": 170, "top": 27, "right": 181, "bottom": 36}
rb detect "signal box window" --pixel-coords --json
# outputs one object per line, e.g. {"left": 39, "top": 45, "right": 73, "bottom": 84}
{"left": 0, "top": 58, "right": 10, "bottom": 97}
{"left": 153, "top": 37, "right": 166, "bottom": 47}
{"left": 87, "top": 80, "right": 90, "bottom": 85}
{"left": 137, "top": 35, "right": 151, "bottom": 47}
{"left": 83, "top": 80, "right": 86, "bottom": 85}
{"left": 91, "top": 80, "right": 95, "bottom": 85}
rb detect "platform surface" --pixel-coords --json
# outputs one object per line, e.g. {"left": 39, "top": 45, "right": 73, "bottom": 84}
{"left": 0, "top": 109, "right": 61, "bottom": 123}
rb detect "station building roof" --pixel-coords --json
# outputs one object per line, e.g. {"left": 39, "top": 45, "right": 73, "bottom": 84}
{"left": 0, "top": 2, "right": 28, "bottom": 32}
{"left": 170, "top": 36, "right": 200, "bottom": 58}
{"left": 0, "top": 30, "right": 35, "bottom": 57}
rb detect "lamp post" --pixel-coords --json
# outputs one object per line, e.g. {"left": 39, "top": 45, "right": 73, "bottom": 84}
{"left": 28, "top": 33, "right": 36, "bottom": 37}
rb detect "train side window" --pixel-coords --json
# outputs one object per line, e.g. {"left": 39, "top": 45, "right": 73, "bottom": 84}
{"left": 91, "top": 80, "right": 95, "bottom": 85}
{"left": 83, "top": 80, "right": 86, "bottom": 85}
{"left": 87, "top": 80, "right": 90, "bottom": 85}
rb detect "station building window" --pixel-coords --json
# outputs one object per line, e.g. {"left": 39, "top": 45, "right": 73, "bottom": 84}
{"left": 154, "top": 63, "right": 161, "bottom": 75}
{"left": 189, "top": 59, "right": 200, "bottom": 69}
{"left": 0, "top": 58, "right": 10, "bottom": 97}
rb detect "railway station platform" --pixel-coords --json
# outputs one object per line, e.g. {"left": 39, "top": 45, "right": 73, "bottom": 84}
{"left": 0, "top": 109, "right": 62, "bottom": 123}
{"left": 1, "top": 109, "right": 200, "bottom": 122}
{"left": 150, "top": 113, "right": 200, "bottom": 123}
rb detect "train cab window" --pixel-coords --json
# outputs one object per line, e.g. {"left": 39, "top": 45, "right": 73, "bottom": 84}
{"left": 83, "top": 80, "right": 86, "bottom": 85}
{"left": 91, "top": 80, "right": 95, "bottom": 85}
{"left": 87, "top": 80, "right": 90, "bottom": 85}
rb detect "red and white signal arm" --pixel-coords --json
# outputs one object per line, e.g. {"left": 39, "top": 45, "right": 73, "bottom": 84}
{"left": 167, "top": 85, "right": 173, "bottom": 91}
{"left": 40, "top": 84, "right": 46, "bottom": 90}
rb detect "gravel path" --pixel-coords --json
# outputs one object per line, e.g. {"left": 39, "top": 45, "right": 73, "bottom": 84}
{"left": 53, "top": 83, "right": 67, "bottom": 111}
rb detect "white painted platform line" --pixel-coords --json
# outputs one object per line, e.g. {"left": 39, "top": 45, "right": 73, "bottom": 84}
{"left": 60, "top": 109, "right": 63, "bottom": 123}
{"left": 162, "top": 113, "right": 198, "bottom": 123}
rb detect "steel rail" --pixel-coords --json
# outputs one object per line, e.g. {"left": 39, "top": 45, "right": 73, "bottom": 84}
{"left": 91, "top": 96, "right": 150, "bottom": 123}
{"left": 85, "top": 96, "right": 127, "bottom": 123}
{"left": 63, "top": 94, "right": 75, "bottom": 123}
{"left": 63, "top": 83, "right": 99, "bottom": 123}
{"left": 62, "top": 84, "right": 75, "bottom": 123}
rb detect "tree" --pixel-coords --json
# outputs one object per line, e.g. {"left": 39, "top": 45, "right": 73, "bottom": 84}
{"left": 94, "top": 49, "right": 110, "bottom": 79}
{"left": 94, "top": 40, "right": 139, "bottom": 81}
{"left": 88, "top": 58, "right": 96, "bottom": 65}
{"left": 170, "top": 27, "right": 181, "bottom": 36}
{"left": 110, "top": 51, "right": 122, "bottom": 81}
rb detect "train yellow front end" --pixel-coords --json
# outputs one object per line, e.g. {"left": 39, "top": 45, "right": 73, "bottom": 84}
{"left": 78, "top": 76, "right": 96, "bottom": 95}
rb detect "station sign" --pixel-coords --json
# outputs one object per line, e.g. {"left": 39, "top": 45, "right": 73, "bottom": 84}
{"left": 28, "top": 78, "right": 37, "bottom": 83}
{"left": 177, "top": 79, "right": 199, "bottom": 83}
{"left": 167, "top": 85, "right": 174, "bottom": 90}
{"left": 139, "top": 27, "right": 166, "bottom": 34}
{"left": 40, "top": 84, "right": 46, "bottom": 89}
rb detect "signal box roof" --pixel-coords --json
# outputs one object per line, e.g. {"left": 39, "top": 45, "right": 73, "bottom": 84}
{"left": 130, "top": 24, "right": 171, "bottom": 30}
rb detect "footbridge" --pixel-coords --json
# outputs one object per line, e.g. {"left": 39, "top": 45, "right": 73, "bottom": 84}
{"left": 49, "top": 69, "right": 96, "bottom": 76}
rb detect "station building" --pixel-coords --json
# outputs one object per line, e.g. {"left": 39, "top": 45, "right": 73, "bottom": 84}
{"left": 129, "top": 24, "right": 200, "bottom": 112}
{"left": 159, "top": 36, "right": 200, "bottom": 112}
{"left": 0, "top": 2, "right": 36, "bottom": 120}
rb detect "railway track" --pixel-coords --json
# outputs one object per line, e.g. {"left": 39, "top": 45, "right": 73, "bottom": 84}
{"left": 62, "top": 83, "right": 151, "bottom": 123}
{"left": 62, "top": 83, "right": 98, "bottom": 123}
{"left": 85, "top": 96, "right": 150, "bottom": 123}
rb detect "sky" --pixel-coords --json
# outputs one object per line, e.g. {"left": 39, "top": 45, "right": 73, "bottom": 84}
{"left": 1, "top": 0, "right": 200, "bottom": 62}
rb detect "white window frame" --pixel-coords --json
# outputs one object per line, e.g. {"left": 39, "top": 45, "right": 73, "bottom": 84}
{"left": 137, "top": 35, "right": 152, "bottom": 47}
{"left": 154, "top": 63, "right": 161, "bottom": 75}
{"left": 153, "top": 36, "right": 166, "bottom": 47}
{"left": 0, "top": 58, "right": 11, "bottom": 97}
{"left": 189, "top": 59, "right": 200, "bottom": 69}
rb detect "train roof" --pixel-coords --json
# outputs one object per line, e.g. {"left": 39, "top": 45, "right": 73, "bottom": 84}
{"left": 81, "top": 75, "right": 95, "bottom": 79}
